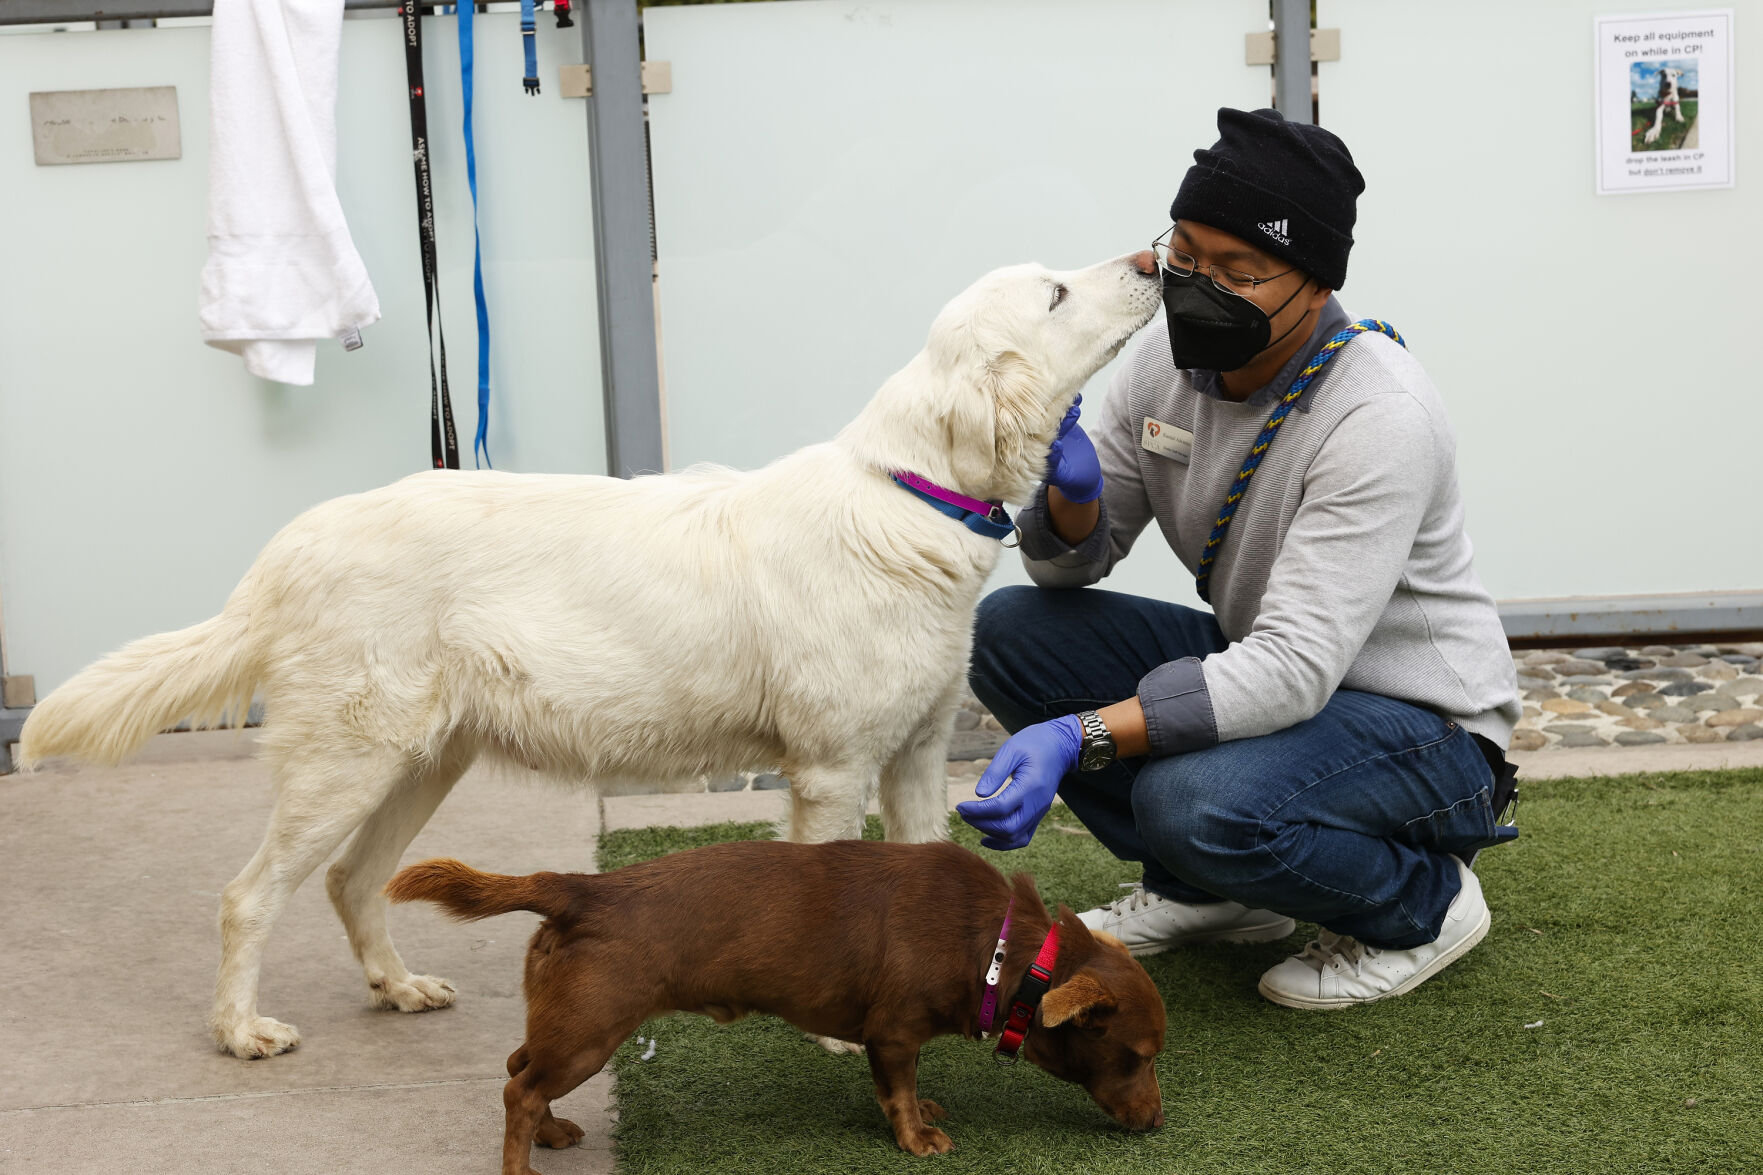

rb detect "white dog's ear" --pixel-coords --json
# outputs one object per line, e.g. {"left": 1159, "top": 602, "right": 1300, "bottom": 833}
{"left": 980, "top": 349, "right": 1046, "bottom": 487}
{"left": 943, "top": 377, "right": 997, "bottom": 490}
{"left": 939, "top": 346, "right": 1044, "bottom": 494}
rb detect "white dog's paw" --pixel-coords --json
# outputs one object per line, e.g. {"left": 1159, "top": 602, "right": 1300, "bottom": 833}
{"left": 370, "top": 973, "right": 457, "bottom": 1012}
{"left": 214, "top": 1015, "right": 301, "bottom": 1059}
{"left": 1645, "top": 126, "right": 1662, "bottom": 143}
{"left": 808, "top": 1032, "right": 865, "bottom": 1056}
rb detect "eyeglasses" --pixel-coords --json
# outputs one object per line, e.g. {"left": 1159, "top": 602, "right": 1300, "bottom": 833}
{"left": 1152, "top": 225, "right": 1295, "bottom": 300}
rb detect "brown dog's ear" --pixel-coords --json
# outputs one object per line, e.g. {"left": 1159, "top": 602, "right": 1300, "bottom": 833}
{"left": 1055, "top": 904, "right": 1096, "bottom": 950}
{"left": 1041, "top": 970, "right": 1117, "bottom": 1028}
{"left": 1041, "top": 905, "right": 1115, "bottom": 1027}
{"left": 1092, "top": 929, "right": 1129, "bottom": 953}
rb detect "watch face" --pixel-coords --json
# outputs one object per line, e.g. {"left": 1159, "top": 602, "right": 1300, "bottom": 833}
{"left": 1080, "top": 744, "right": 1113, "bottom": 772}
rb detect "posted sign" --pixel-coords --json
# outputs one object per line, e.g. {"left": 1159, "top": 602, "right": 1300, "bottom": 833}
{"left": 1594, "top": 10, "right": 1734, "bottom": 195}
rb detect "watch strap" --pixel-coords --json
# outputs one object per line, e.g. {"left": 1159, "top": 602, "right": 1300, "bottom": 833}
{"left": 1076, "top": 710, "right": 1116, "bottom": 769}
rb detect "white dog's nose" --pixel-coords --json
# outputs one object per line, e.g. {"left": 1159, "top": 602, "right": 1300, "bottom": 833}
{"left": 1129, "top": 250, "right": 1157, "bottom": 276}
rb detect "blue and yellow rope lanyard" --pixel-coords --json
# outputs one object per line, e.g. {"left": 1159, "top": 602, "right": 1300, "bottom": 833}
{"left": 1193, "top": 318, "right": 1406, "bottom": 604}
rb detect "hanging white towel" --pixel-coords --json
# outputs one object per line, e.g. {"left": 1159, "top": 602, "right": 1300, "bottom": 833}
{"left": 199, "top": 0, "right": 380, "bottom": 386}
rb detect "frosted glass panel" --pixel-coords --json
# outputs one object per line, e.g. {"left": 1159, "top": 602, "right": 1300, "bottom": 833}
{"left": 647, "top": 0, "right": 1273, "bottom": 606}
{"left": 1321, "top": 0, "right": 1759, "bottom": 600}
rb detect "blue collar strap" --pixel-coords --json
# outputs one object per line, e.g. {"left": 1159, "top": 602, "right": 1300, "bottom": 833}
{"left": 890, "top": 474, "right": 1017, "bottom": 542}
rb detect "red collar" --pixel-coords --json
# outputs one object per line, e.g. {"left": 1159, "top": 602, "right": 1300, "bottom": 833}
{"left": 993, "top": 921, "right": 1061, "bottom": 1064}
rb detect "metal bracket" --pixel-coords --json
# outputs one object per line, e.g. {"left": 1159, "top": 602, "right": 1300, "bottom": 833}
{"left": 559, "top": 60, "right": 672, "bottom": 99}
{"left": 1, "top": 709, "right": 28, "bottom": 775}
{"left": 1499, "top": 590, "right": 1763, "bottom": 647}
{"left": 1245, "top": 28, "right": 1340, "bottom": 66}
{"left": 0, "top": 0, "right": 402, "bottom": 27}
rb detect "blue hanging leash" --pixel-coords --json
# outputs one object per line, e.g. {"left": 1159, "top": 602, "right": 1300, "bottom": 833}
{"left": 1193, "top": 319, "right": 1406, "bottom": 603}
{"left": 457, "top": 2, "right": 494, "bottom": 468}
{"left": 520, "top": 0, "right": 540, "bottom": 94}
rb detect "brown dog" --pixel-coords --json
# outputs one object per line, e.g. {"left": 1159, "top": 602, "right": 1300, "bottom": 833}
{"left": 387, "top": 839, "right": 1166, "bottom": 1170}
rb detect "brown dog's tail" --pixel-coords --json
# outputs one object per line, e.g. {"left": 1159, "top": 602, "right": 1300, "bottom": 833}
{"left": 386, "top": 858, "right": 577, "bottom": 922}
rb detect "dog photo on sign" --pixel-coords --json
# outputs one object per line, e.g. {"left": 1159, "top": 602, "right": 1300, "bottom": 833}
{"left": 1630, "top": 59, "right": 1699, "bottom": 152}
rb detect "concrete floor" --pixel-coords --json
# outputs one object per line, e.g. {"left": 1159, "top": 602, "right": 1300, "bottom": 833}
{"left": 6, "top": 731, "right": 1761, "bottom": 1174}
{"left": 0, "top": 731, "right": 613, "bottom": 1175}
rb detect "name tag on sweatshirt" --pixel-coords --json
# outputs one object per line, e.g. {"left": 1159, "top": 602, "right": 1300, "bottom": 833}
{"left": 1141, "top": 417, "right": 1193, "bottom": 463}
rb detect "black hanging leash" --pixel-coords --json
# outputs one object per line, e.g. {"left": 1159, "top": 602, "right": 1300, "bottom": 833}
{"left": 399, "top": 4, "right": 461, "bottom": 470}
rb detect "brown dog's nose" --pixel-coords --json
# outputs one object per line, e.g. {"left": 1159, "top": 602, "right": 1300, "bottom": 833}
{"left": 1130, "top": 249, "right": 1156, "bottom": 276}
{"left": 1149, "top": 1107, "right": 1165, "bottom": 1130}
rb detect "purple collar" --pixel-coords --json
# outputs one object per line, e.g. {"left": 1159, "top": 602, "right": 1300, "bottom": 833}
{"left": 977, "top": 897, "right": 1015, "bottom": 1036}
{"left": 890, "top": 471, "right": 1017, "bottom": 542}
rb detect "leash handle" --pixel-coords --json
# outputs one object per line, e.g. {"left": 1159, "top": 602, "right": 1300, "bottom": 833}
{"left": 458, "top": 0, "right": 494, "bottom": 468}
{"left": 400, "top": 4, "right": 461, "bottom": 470}
{"left": 1193, "top": 319, "right": 1405, "bottom": 603}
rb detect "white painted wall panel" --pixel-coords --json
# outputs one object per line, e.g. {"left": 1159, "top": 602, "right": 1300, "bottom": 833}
{"left": 1321, "top": 0, "right": 1760, "bottom": 600}
{"left": 646, "top": 0, "right": 1274, "bottom": 606}
{"left": 0, "top": 15, "right": 606, "bottom": 692}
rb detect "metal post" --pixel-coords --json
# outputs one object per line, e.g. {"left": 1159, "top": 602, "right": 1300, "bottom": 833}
{"left": 0, "top": 608, "right": 23, "bottom": 773}
{"left": 1272, "top": 0, "right": 1312, "bottom": 124}
{"left": 579, "top": 0, "right": 664, "bottom": 477}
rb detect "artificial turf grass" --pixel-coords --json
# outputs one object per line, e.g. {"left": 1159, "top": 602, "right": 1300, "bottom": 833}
{"left": 597, "top": 769, "right": 1763, "bottom": 1175}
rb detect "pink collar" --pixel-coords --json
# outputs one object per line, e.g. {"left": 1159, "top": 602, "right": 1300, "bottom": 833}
{"left": 893, "top": 470, "right": 1000, "bottom": 517}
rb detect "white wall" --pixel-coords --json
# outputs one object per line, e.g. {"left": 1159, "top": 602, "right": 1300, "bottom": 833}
{"left": 0, "top": 14, "right": 607, "bottom": 693}
{"left": 648, "top": 0, "right": 1761, "bottom": 614}
{"left": 10, "top": 0, "right": 1757, "bottom": 696}
{"left": 646, "top": 0, "right": 1273, "bottom": 607}
{"left": 1322, "top": 0, "right": 1759, "bottom": 600}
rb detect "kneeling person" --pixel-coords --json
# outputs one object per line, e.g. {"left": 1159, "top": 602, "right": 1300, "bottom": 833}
{"left": 957, "top": 107, "right": 1520, "bottom": 1010}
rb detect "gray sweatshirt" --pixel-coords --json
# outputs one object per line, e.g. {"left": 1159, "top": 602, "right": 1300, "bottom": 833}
{"left": 1016, "top": 299, "right": 1520, "bottom": 755}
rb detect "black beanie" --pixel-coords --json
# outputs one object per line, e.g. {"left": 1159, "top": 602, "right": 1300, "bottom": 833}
{"left": 1169, "top": 107, "right": 1364, "bottom": 290}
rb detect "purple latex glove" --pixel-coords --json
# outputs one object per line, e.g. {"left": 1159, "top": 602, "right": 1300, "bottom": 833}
{"left": 1046, "top": 395, "right": 1103, "bottom": 504}
{"left": 956, "top": 715, "right": 1083, "bottom": 851}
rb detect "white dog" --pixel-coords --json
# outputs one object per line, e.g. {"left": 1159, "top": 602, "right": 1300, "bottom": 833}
{"left": 17, "top": 252, "right": 1161, "bottom": 1059}
{"left": 1643, "top": 67, "right": 1686, "bottom": 144}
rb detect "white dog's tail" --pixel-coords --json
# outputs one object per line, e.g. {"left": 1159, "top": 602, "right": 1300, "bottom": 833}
{"left": 14, "top": 598, "right": 260, "bottom": 770}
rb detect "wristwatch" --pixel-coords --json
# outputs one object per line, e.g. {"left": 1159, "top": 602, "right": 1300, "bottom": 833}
{"left": 1075, "top": 710, "right": 1117, "bottom": 772}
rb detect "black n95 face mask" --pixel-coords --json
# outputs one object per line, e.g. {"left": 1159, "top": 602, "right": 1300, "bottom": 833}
{"left": 1161, "top": 269, "right": 1308, "bottom": 372}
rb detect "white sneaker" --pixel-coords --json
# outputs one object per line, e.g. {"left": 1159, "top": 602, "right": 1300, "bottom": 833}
{"left": 1077, "top": 882, "right": 1296, "bottom": 956}
{"left": 1256, "top": 855, "right": 1490, "bottom": 1010}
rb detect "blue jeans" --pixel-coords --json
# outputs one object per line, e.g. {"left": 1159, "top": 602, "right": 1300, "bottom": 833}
{"left": 969, "top": 585, "right": 1513, "bottom": 950}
